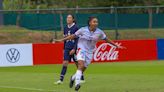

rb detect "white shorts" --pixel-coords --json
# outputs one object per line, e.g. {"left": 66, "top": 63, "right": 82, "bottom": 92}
{"left": 76, "top": 48, "right": 93, "bottom": 67}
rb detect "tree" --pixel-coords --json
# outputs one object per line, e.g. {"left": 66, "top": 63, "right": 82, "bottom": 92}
{"left": 2, "top": 0, "right": 164, "bottom": 10}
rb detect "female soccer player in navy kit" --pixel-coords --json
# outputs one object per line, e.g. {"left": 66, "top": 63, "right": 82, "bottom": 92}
{"left": 54, "top": 14, "right": 84, "bottom": 84}
{"left": 55, "top": 16, "right": 125, "bottom": 91}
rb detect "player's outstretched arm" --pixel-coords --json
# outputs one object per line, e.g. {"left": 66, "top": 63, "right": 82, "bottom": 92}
{"left": 104, "top": 37, "right": 125, "bottom": 49}
{"left": 54, "top": 34, "right": 76, "bottom": 43}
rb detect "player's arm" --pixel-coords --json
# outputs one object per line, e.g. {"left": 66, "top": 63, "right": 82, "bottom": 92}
{"left": 55, "top": 28, "right": 83, "bottom": 43}
{"left": 103, "top": 37, "right": 118, "bottom": 47}
{"left": 101, "top": 31, "right": 125, "bottom": 49}
{"left": 55, "top": 34, "right": 76, "bottom": 42}
{"left": 100, "top": 31, "right": 117, "bottom": 47}
{"left": 103, "top": 37, "right": 125, "bottom": 49}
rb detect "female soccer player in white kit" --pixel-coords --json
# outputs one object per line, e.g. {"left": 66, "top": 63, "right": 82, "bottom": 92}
{"left": 55, "top": 16, "right": 124, "bottom": 91}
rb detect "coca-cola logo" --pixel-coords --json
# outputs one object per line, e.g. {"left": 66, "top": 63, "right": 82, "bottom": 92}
{"left": 94, "top": 43, "right": 121, "bottom": 61}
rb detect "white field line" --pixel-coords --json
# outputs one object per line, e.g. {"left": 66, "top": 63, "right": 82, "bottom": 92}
{"left": 0, "top": 85, "right": 56, "bottom": 92}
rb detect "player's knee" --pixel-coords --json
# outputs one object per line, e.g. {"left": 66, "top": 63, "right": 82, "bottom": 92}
{"left": 63, "top": 60, "right": 69, "bottom": 66}
{"left": 82, "top": 67, "right": 87, "bottom": 72}
{"left": 78, "top": 60, "right": 85, "bottom": 70}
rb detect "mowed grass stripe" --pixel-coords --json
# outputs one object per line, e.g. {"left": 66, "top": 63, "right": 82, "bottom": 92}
{"left": 0, "top": 61, "right": 164, "bottom": 92}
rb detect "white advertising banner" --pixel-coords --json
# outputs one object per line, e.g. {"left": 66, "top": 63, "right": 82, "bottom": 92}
{"left": 0, "top": 44, "right": 33, "bottom": 67}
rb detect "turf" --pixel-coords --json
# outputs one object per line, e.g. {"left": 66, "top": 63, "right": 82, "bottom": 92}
{"left": 0, "top": 61, "right": 164, "bottom": 92}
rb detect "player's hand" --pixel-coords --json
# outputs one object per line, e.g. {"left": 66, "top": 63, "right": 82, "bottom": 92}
{"left": 117, "top": 45, "right": 126, "bottom": 49}
{"left": 50, "top": 39, "right": 63, "bottom": 43}
{"left": 50, "top": 38, "right": 56, "bottom": 43}
{"left": 115, "top": 43, "right": 126, "bottom": 49}
{"left": 69, "top": 49, "right": 75, "bottom": 55}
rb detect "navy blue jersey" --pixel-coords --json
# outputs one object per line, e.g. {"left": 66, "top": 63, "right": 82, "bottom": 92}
{"left": 64, "top": 23, "right": 78, "bottom": 50}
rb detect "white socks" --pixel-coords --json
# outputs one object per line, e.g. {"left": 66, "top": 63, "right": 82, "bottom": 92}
{"left": 75, "top": 70, "right": 82, "bottom": 86}
{"left": 72, "top": 73, "right": 76, "bottom": 81}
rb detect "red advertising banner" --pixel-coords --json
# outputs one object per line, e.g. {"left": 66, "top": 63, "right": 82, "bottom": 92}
{"left": 93, "top": 39, "right": 157, "bottom": 62}
{"left": 33, "top": 39, "right": 158, "bottom": 65}
{"left": 33, "top": 43, "right": 64, "bottom": 65}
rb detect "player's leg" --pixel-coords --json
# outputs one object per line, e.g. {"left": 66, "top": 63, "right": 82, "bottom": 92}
{"left": 69, "top": 60, "right": 85, "bottom": 90}
{"left": 72, "top": 54, "right": 78, "bottom": 68}
{"left": 69, "top": 49, "right": 85, "bottom": 88}
{"left": 74, "top": 60, "right": 85, "bottom": 91}
{"left": 60, "top": 60, "right": 69, "bottom": 81}
{"left": 55, "top": 49, "right": 70, "bottom": 84}
{"left": 55, "top": 60, "right": 69, "bottom": 84}
{"left": 80, "top": 67, "right": 86, "bottom": 83}
{"left": 70, "top": 65, "right": 86, "bottom": 88}
{"left": 70, "top": 49, "right": 91, "bottom": 91}
{"left": 74, "top": 52, "right": 92, "bottom": 91}
{"left": 72, "top": 54, "right": 85, "bottom": 82}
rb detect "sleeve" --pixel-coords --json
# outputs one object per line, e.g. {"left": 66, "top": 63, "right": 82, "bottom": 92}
{"left": 75, "top": 28, "right": 83, "bottom": 37}
{"left": 100, "top": 31, "right": 107, "bottom": 40}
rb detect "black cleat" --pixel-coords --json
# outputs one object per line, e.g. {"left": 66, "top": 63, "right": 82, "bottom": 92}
{"left": 75, "top": 84, "right": 81, "bottom": 91}
{"left": 69, "top": 76, "right": 74, "bottom": 88}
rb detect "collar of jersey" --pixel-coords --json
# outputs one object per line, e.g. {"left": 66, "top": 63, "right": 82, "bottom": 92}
{"left": 87, "top": 26, "right": 97, "bottom": 33}
{"left": 67, "top": 23, "right": 75, "bottom": 28}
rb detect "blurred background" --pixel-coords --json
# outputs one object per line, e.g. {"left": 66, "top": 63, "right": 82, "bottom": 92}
{"left": 0, "top": 0, "right": 164, "bottom": 43}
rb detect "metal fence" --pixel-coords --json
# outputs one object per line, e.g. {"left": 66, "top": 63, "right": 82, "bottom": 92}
{"left": 1, "top": 5, "right": 164, "bottom": 39}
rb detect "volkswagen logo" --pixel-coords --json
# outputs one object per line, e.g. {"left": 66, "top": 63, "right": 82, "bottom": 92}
{"left": 6, "top": 48, "right": 20, "bottom": 63}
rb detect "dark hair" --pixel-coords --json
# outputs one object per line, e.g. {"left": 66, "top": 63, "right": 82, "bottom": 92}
{"left": 67, "top": 14, "right": 76, "bottom": 24}
{"left": 88, "top": 16, "right": 97, "bottom": 26}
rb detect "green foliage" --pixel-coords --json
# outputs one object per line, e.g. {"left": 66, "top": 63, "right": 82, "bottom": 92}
{"left": 2, "top": 0, "right": 164, "bottom": 10}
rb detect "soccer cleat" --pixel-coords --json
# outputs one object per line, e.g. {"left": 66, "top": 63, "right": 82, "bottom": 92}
{"left": 69, "top": 76, "right": 74, "bottom": 88}
{"left": 75, "top": 84, "right": 81, "bottom": 91}
{"left": 54, "top": 80, "right": 63, "bottom": 85}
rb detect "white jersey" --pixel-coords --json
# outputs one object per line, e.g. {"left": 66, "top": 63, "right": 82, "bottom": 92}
{"left": 75, "top": 26, "right": 106, "bottom": 53}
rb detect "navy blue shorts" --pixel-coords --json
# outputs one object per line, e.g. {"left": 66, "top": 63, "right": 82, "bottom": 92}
{"left": 64, "top": 49, "right": 77, "bottom": 62}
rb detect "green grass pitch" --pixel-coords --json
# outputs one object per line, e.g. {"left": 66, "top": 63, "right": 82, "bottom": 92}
{"left": 0, "top": 61, "right": 164, "bottom": 92}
